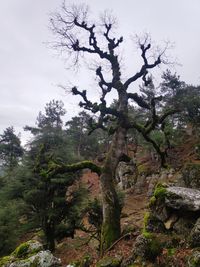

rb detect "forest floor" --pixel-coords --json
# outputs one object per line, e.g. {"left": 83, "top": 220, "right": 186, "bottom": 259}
{"left": 54, "top": 170, "right": 148, "bottom": 266}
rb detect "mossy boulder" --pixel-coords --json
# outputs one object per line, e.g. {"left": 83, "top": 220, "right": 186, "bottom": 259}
{"left": 0, "top": 240, "right": 61, "bottom": 267}
{"left": 12, "top": 240, "right": 43, "bottom": 259}
{"left": 96, "top": 256, "right": 122, "bottom": 267}
{"left": 147, "top": 185, "right": 200, "bottom": 234}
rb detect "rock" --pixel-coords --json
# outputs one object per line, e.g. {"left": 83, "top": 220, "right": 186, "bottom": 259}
{"left": 0, "top": 240, "right": 61, "bottom": 267}
{"left": 9, "top": 251, "right": 61, "bottom": 267}
{"left": 160, "top": 172, "right": 168, "bottom": 183}
{"left": 164, "top": 214, "right": 178, "bottom": 230}
{"left": 189, "top": 218, "right": 200, "bottom": 248}
{"left": 133, "top": 234, "right": 162, "bottom": 261}
{"left": 134, "top": 174, "right": 146, "bottom": 194}
{"left": 173, "top": 217, "right": 194, "bottom": 235}
{"left": 116, "top": 161, "right": 136, "bottom": 189}
{"left": 146, "top": 174, "right": 159, "bottom": 197}
{"left": 133, "top": 235, "right": 149, "bottom": 258}
{"left": 12, "top": 240, "right": 43, "bottom": 258}
{"left": 147, "top": 185, "right": 200, "bottom": 236}
{"left": 174, "top": 173, "right": 185, "bottom": 187}
{"left": 96, "top": 256, "right": 122, "bottom": 267}
{"left": 165, "top": 187, "right": 200, "bottom": 211}
{"left": 144, "top": 212, "right": 165, "bottom": 233}
{"left": 180, "top": 163, "right": 200, "bottom": 189}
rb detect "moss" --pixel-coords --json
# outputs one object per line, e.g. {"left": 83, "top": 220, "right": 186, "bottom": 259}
{"left": 0, "top": 256, "right": 13, "bottom": 267}
{"left": 142, "top": 229, "right": 153, "bottom": 239}
{"left": 147, "top": 238, "right": 162, "bottom": 261}
{"left": 143, "top": 212, "right": 150, "bottom": 229}
{"left": 49, "top": 160, "right": 102, "bottom": 176}
{"left": 149, "top": 196, "right": 156, "bottom": 207}
{"left": 12, "top": 242, "right": 29, "bottom": 258}
{"left": 11, "top": 240, "right": 42, "bottom": 261}
{"left": 167, "top": 248, "right": 176, "bottom": 256}
{"left": 140, "top": 232, "right": 163, "bottom": 261}
{"left": 142, "top": 211, "right": 165, "bottom": 234}
{"left": 153, "top": 184, "right": 167, "bottom": 200}
{"left": 101, "top": 221, "right": 120, "bottom": 253}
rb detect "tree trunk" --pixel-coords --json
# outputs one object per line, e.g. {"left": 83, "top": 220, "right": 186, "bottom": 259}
{"left": 100, "top": 126, "right": 127, "bottom": 253}
{"left": 44, "top": 221, "right": 55, "bottom": 251}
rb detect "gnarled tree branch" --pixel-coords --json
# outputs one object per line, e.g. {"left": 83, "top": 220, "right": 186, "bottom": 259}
{"left": 48, "top": 160, "right": 102, "bottom": 177}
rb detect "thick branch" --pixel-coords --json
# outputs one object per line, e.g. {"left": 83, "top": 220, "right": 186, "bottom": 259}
{"left": 48, "top": 161, "right": 102, "bottom": 177}
{"left": 128, "top": 93, "right": 150, "bottom": 109}
{"left": 159, "top": 109, "right": 180, "bottom": 124}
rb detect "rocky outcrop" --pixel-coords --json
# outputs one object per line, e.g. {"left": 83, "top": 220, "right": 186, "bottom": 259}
{"left": 0, "top": 240, "right": 61, "bottom": 267}
{"left": 132, "top": 168, "right": 176, "bottom": 196}
{"left": 146, "top": 185, "right": 200, "bottom": 244}
{"left": 116, "top": 161, "right": 137, "bottom": 190}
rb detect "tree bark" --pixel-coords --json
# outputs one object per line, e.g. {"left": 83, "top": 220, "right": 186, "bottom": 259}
{"left": 44, "top": 221, "right": 55, "bottom": 252}
{"left": 100, "top": 126, "right": 127, "bottom": 253}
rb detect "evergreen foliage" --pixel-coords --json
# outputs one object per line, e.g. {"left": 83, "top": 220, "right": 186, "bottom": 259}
{"left": 0, "top": 127, "right": 23, "bottom": 171}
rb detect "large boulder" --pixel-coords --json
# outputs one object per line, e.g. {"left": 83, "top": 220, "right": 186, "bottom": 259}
{"left": 165, "top": 187, "right": 200, "bottom": 211}
{"left": 0, "top": 240, "right": 61, "bottom": 267}
{"left": 147, "top": 185, "right": 200, "bottom": 245}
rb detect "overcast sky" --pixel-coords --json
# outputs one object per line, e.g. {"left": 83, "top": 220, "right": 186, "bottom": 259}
{"left": 0, "top": 0, "right": 200, "bottom": 144}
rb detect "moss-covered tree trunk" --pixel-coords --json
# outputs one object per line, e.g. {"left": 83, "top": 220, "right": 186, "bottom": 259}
{"left": 100, "top": 126, "right": 127, "bottom": 253}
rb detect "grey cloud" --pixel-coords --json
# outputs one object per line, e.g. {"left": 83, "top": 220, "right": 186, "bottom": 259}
{"left": 0, "top": 0, "right": 200, "bottom": 144}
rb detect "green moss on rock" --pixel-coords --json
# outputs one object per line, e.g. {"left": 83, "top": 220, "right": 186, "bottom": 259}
{"left": 153, "top": 184, "right": 167, "bottom": 200}
{"left": 12, "top": 240, "right": 43, "bottom": 259}
{"left": 149, "top": 196, "right": 156, "bottom": 207}
{"left": 167, "top": 248, "right": 176, "bottom": 256}
{"left": 142, "top": 211, "right": 165, "bottom": 234}
{"left": 12, "top": 242, "right": 29, "bottom": 258}
{"left": 0, "top": 256, "right": 14, "bottom": 267}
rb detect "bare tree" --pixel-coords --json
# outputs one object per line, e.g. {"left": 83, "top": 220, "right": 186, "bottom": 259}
{"left": 49, "top": 3, "right": 177, "bottom": 252}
